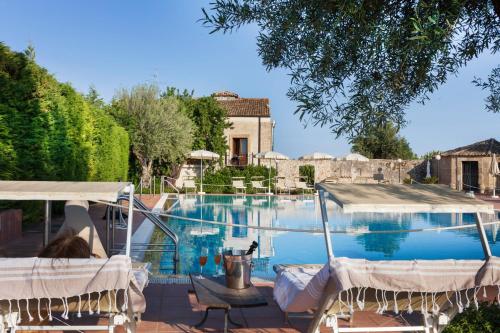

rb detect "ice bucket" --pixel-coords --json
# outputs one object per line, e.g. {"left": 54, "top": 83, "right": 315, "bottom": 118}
{"left": 223, "top": 250, "right": 252, "bottom": 289}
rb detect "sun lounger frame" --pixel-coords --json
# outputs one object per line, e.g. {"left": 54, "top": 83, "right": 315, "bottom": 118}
{"left": 299, "top": 189, "right": 493, "bottom": 333}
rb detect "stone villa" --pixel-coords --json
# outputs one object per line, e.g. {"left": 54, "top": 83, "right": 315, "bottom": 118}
{"left": 214, "top": 91, "right": 275, "bottom": 166}
{"left": 436, "top": 138, "right": 500, "bottom": 194}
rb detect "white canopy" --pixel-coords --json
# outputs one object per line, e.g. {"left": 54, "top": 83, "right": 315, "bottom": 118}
{"left": 255, "top": 151, "right": 289, "bottom": 160}
{"left": 0, "top": 181, "right": 130, "bottom": 202}
{"left": 187, "top": 150, "right": 220, "bottom": 160}
{"left": 299, "top": 152, "right": 334, "bottom": 161}
{"left": 342, "top": 153, "right": 369, "bottom": 162}
{"left": 186, "top": 150, "right": 219, "bottom": 194}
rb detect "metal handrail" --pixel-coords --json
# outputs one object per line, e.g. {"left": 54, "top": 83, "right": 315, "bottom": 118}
{"left": 160, "top": 175, "right": 180, "bottom": 194}
{"left": 117, "top": 194, "right": 179, "bottom": 273}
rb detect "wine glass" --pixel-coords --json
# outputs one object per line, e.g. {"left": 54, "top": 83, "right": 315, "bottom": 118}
{"left": 199, "top": 247, "right": 208, "bottom": 277}
{"left": 214, "top": 247, "right": 223, "bottom": 276}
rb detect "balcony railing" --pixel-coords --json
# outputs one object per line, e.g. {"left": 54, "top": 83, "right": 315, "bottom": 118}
{"left": 226, "top": 154, "right": 250, "bottom": 167}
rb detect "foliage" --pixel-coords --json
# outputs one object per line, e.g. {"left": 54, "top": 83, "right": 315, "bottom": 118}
{"left": 443, "top": 303, "right": 500, "bottom": 333}
{"left": 422, "top": 176, "right": 439, "bottom": 184}
{"left": 421, "top": 150, "right": 442, "bottom": 160}
{"left": 200, "top": 165, "right": 276, "bottom": 194}
{"left": 474, "top": 65, "right": 500, "bottom": 113}
{"left": 0, "top": 42, "right": 129, "bottom": 221}
{"left": 351, "top": 122, "right": 417, "bottom": 160}
{"left": 165, "top": 88, "right": 230, "bottom": 163}
{"left": 299, "top": 165, "right": 315, "bottom": 185}
{"left": 110, "top": 84, "right": 193, "bottom": 184}
{"left": 202, "top": 1, "right": 500, "bottom": 138}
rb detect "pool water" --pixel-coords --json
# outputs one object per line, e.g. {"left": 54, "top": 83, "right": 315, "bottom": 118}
{"left": 157, "top": 195, "right": 500, "bottom": 278}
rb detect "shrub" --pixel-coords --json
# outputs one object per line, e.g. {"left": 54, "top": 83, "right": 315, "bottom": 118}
{"left": 443, "top": 303, "right": 500, "bottom": 333}
{"left": 299, "top": 165, "right": 315, "bottom": 185}
{"left": 200, "top": 165, "right": 276, "bottom": 194}
{"left": 422, "top": 176, "right": 439, "bottom": 184}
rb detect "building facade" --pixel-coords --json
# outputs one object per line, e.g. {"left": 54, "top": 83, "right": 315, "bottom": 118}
{"left": 214, "top": 91, "right": 275, "bottom": 166}
{"left": 437, "top": 138, "right": 500, "bottom": 194}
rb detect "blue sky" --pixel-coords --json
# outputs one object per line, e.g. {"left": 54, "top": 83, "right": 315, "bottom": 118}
{"left": 1, "top": 0, "right": 498, "bottom": 158}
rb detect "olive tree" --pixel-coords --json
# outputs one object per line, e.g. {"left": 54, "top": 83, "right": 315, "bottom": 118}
{"left": 202, "top": 0, "right": 500, "bottom": 137}
{"left": 111, "top": 84, "right": 193, "bottom": 185}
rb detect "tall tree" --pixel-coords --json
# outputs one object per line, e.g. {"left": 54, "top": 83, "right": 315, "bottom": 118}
{"left": 182, "top": 96, "right": 230, "bottom": 161}
{"left": 164, "top": 88, "right": 230, "bottom": 163}
{"left": 111, "top": 84, "right": 193, "bottom": 184}
{"left": 202, "top": 1, "right": 500, "bottom": 137}
{"left": 351, "top": 122, "right": 417, "bottom": 160}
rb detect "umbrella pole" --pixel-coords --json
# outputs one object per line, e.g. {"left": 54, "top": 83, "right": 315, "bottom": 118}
{"left": 200, "top": 158, "right": 204, "bottom": 194}
{"left": 268, "top": 160, "right": 271, "bottom": 194}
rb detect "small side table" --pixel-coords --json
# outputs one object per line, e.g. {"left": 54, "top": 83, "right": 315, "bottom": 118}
{"left": 189, "top": 274, "right": 268, "bottom": 333}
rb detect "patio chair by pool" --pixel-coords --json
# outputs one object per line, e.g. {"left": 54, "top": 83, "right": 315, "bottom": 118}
{"left": 295, "top": 178, "right": 314, "bottom": 194}
{"left": 183, "top": 179, "right": 197, "bottom": 194}
{"left": 273, "top": 257, "right": 500, "bottom": 333}
{"left": 251, "top": 178, "right": 267, "bottom": 193}
{"left": 232, "top": 178, "right": 246, "bottom": 194}
{"left": 275, "top": 177, "right": 290, "bottom": 194}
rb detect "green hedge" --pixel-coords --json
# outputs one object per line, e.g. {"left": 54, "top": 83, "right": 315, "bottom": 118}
{"left": 0, "top": 43, "right": 128, "bottom": 220}
{"left": 0, "top": 42, "right": 128, "bottom": 182}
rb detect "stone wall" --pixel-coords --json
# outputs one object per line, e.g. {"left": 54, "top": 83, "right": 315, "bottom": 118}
{"left": 277, "top": 159, "right": 426, "bottom": 185}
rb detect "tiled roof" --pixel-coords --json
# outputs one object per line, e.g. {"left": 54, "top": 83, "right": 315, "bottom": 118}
{"left": 442, "top": 138, "right": 500, "bottom": 157}
{"left": 217, "top": 98, "right": 270, "bottom": 117}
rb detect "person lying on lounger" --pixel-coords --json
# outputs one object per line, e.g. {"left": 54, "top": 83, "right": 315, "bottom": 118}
{"left": 38, "top": 230, "right": 100, "bottom": 258}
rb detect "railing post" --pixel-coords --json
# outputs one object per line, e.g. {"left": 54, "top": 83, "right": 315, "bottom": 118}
{"left": 125, "top": 184, "right": 135, "bottom": 257}
{"left": 43, "top": 200, "right": 52, "bottom": 246}
{"left": 475, "top": 212, "right": 492, "bottom": 259}
{"left": 319, "top": 189, "right": 334, "bottom": 262}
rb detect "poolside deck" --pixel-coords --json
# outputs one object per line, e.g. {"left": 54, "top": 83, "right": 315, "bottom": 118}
{"left": 319, "top": 183, "right": 495, "bottom": 213}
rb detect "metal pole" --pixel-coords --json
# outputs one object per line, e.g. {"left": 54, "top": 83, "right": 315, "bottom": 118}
{"left": 200, "top": 159, "right": 204, "bottom": 193}
{"left": 475, "top": 212, "right": 492, "bottom": 259}
{"left": 153, "top": 175, "right": 156, "bottom": 195}
{"left": 105, "top": 204, "right": 110, "bottom": 255}
{"left": 125, "top": 185, "right": 135, "bottom": 257}
{"left": 318, "top": 190, "right": 334, "bottom": 262}
{"left": 111, "top": 206, "right": 116, "bottom": 254}
{"left": 43, "top": 200, "right": 51, "bottom": 246}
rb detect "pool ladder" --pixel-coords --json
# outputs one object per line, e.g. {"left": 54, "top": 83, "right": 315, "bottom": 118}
{"left": 111, "top": 194, "right": 179, "bottom": 274}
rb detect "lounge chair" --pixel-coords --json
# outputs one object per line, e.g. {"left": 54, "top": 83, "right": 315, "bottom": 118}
{"left": 273, "top": 257, "right": 500, "bottom": 333}
{"left": 57, "top": 200, "right": 108, "bottom": 258}
{"left": 232, "top": 178, "right": 246, "bottom": 194}
{"left": 295, "top": 179, "right": 314, "bottom": 194}
{"left": 183, "top": 179, "right": 197, "bottom": 194}
{"left": 251, "top": 179, "right": 267, "bottom": 193}
{"left": 275, "top": 177, "right": 290, "bottom": 195}
{"left": 0, "top": 255, "right": 147, "bottom": 333}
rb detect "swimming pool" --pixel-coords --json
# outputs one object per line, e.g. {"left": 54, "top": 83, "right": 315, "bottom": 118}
{"left": 156, "top": 195, "right": 499, "bottom": 278}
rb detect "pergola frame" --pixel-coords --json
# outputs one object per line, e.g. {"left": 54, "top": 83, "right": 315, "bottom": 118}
{"left": 0, "top": 181, "right": 135, "bottom": 257}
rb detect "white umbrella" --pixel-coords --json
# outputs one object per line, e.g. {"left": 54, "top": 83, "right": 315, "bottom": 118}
{"left": 343, "top": 153, "right": 369, "bottom": 162}
{"left": 490, "top": 153, "right": 499, "bottom": 198}
{"left": 255, "top": 151, "right": 289, "bottom": 194}
{"left": 299, "top": 152, "right": 335, "bottom": 160}
{"left": 187, "top": 150, "right": 220, "bottom": 194}
{"left": 426, "top": 160, "right": 431, "bottom": 179}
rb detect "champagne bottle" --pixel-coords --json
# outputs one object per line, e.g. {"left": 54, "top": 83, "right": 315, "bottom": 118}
{"left": 246, "top": 241, "right": 258, "bottom": 255}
